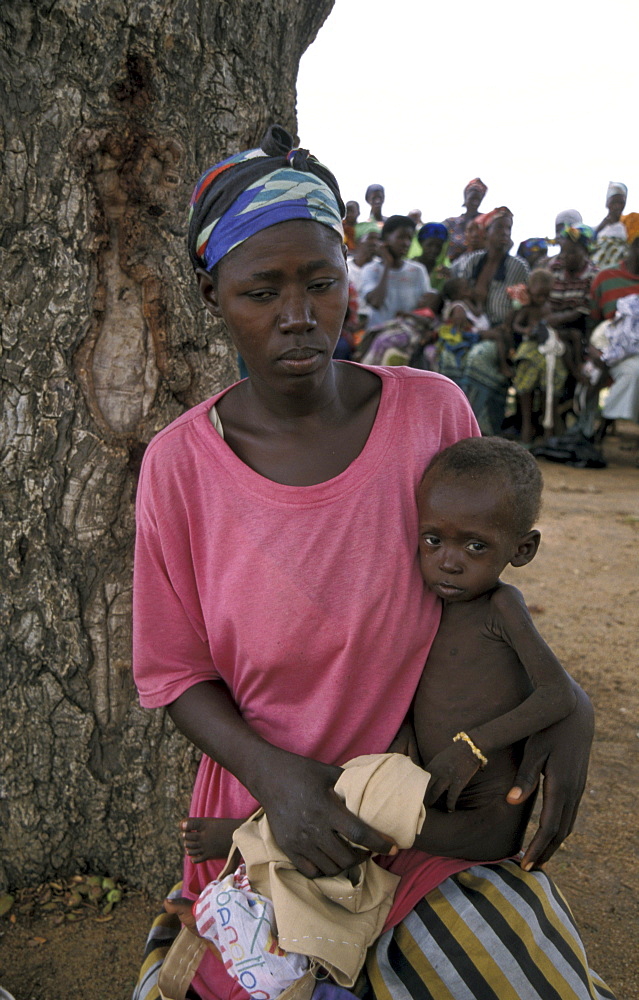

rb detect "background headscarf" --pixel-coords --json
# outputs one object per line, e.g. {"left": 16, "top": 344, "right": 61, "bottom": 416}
{"left": 417, "top": 222, "right": 448, "bottom": 243}
{"left": 188, "top": 125, "right": 345, "bottom": 273}
{"left": 559, "top": 223, "right": 595, "bottom": 250}
{"left": 622, "top": 213, "right": 639, "bottom": 244}
{"left": 477, "top": 206, "right": 513, "bottom": 230}
{"left": 555, "top": 209, "right": 582, "bottom": 230}
{"left": 464, "top": 178, "right": 488, "bottom": 200}
{"left": 606, "top": 181, "right": 627, "bottom": 204}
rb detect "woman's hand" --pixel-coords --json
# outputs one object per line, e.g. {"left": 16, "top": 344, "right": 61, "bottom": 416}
{"left": 506, "top": 681, "right": 594, "bottom": 870}
{"left": 255, "top": 754, "right": 397, "bottom": 879}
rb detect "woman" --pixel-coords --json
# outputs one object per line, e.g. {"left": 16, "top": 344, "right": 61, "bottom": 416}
{"left": 133, "top": 128, "right": 603, "bottom": 1000}
{"left": 415, "top": 221, "right": 451, "bottom": 292}
{"left": 449, "top": 216, "right": 487, "bottom": 275}
{"left": 444, "top": 177, "right": 488, "bottom": 261}
{"left": 456, "top": 207, "right": 529, "bottom": 434}
{"left": 592, "top": 182, "right": 628, "bottom": 269}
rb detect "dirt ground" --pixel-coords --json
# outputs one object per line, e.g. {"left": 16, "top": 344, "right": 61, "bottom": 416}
{"left": 1, "top": 425, "right": 638, "bottom": 1000}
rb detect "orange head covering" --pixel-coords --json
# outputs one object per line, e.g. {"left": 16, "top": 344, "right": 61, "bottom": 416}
{"left": 622, "top": 213, "right": 639, "bottom": 244}
{"left": 464, "top": 178, "right": 488, "bottom": 198}
{"left": 477, "top": 206, "right": 513, "bottom": 230}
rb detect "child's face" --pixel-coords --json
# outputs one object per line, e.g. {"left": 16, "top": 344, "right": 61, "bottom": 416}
{"left": 528, "top": 280, "right": 551, "bottom": 307}
{"left": 417, "top": 473, "right": 525, "bottom": 602}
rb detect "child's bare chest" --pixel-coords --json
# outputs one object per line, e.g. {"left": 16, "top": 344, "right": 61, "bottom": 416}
{"left": 414, "top": 602, "right": 533, "bottom": 746}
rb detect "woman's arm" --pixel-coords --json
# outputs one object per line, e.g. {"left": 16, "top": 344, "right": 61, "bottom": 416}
{"left": 506, "top": 678, "right": 594, "bottom": 870}
{"left": 415, "top": 784, "right": 536, "bottom": 861}
{"left": 365, "top": 248, "right": 393, "bottom": 310}
{"left": 167, "top": 680, "right": 396, "bottom": 878}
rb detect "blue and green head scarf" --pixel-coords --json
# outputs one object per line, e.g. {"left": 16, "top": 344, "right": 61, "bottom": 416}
{"left": 188, "top": 125, "right": 345, "bottom": 273}
{"left": 559, "top": 223, "right": 595, "bottom": 251}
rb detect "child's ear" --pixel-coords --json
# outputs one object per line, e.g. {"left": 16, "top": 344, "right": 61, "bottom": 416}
{"left": 197, "top": 269, "right": 223, "bottom": 317}
{"left": 510, "top": 529, "right": 541, "bottom": 567}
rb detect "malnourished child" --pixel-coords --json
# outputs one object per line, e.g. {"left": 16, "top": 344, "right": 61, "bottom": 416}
{"left": 165, "top": 437, "right": 577, "bottom": 1000}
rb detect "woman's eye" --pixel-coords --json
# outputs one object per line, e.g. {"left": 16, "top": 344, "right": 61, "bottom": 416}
{"left": 246, "top": 289, "right": 276, "bottom": 301}
{"left": 309, "top": 279, "right": 335, "bottom": 292}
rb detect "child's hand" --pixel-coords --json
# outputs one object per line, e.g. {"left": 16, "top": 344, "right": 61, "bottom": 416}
{"left": 387, "top": 719, "right": 420, "bottom": 764}
{"left": 425, "top": 743, "right": 481, "bottom": 812}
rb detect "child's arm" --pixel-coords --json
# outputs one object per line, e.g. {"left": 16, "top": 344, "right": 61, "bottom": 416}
{"left": 512, "top": 307, "right": 531, "bottom": 338}
{"left": 425, "top": 584, "right": 576, "bottom": 811}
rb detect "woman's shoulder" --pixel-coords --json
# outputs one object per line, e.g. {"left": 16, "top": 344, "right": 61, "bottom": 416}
{"left": 140, "top": 388, "right": 232, "bottom": 473}
{"left": 360, "top": 364, "right": 475, "bottom": 411}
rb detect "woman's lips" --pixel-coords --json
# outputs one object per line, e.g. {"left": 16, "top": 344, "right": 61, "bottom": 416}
{"left": 277, "top": 348, "right": 323, "bottom": 373}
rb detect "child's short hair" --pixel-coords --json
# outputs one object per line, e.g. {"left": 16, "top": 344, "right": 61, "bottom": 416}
{"left": 421, "top": 437, "right": 543, "bottom": 535}
{"left": 381, "top": 215, "right": 416, "bottom": 239}
{"left": 528, "top": 269, "right": 554, "bottom": 294}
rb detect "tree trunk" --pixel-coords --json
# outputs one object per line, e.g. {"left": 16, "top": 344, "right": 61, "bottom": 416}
{"left": 0, "top": 0, "right": 333, "bottom": 895}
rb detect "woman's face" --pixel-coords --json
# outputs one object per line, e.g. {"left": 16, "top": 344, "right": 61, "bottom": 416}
{"left": 464, "top": 187, "right": 484, "bottom": 212}
{"left": 487, "top": 216, "right": 512, "bottom": 253}
{"left": 607, "top": 193, "right": 626, "bottom": 221}
{"left": 419, "top": 237, "right": 444, "bottom": 268}
{"left": 199, "top": 220, "right": 349, "bottom": 393}
{"left": 465, "top": 221, "right": 486, "bottom": 251}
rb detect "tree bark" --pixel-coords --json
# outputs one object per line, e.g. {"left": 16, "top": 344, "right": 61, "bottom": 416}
{"left": 0, "top": 0, "right": 333, "bottom": 894}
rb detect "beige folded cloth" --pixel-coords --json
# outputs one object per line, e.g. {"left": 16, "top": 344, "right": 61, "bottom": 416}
{"left": 233, "top": 752, "right": 429, "bottom": 987}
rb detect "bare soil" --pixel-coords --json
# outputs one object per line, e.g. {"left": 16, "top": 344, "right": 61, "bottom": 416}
{"left": 1, "top": 425, "right": 638, "bottom": 1000}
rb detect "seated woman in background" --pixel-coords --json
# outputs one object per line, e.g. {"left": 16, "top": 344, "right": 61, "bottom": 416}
{"left": 450, "top": 216, "right": 487, "bottom": 275}
{"left": 516, "top": 237, "right": 549, "bottom": 271}
{"left": 455, "top": 207, "right": 529, "bottom": 434}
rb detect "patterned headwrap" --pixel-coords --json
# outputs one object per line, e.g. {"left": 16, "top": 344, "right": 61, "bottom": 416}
{"left": 418, "top": 222, "right": 448, "bottom": 243}
{"left": 188, "top": 125, "right": 345, "bottom": 273}
{"left": 622, "top": 213, "right": 639, "bottom": 244}
{"left": 477, "top": 206, "right": 513, "bottom": 230}
{"left": 517, "top": 238, "right": 548, "bottom": 259}
{"left": 464, "top": 178, "right": 488, "bottom": 199}
{"left": 606, "top": 181, "right": 628, "bottom": 204}
{"left": 559, "top": 224, "right": 595, "bottom": 250}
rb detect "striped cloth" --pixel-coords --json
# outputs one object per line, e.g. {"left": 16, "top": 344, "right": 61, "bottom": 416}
{"left": 364, "top": 861, "right": 615, "bottom": 1000}
{"left": 133, "top": 863, "right": 615, "bottom": 1000}
{"left": 132, "top": 881, "right": 196, "bottom": 1000}
{"left": 455, "top": 252, "right": 529, "bottom": 325}
{"left": 590, "top": 264, "right": 639, "bottom": 323}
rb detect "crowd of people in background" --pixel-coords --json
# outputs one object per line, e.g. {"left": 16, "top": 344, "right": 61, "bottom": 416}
{"left": 339, "top": 179, "right": 639, "bottom": 459}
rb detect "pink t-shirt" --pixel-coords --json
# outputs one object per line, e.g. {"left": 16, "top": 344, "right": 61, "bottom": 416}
{"left": 133, "top": 365, "right": 479, "bottom": 1000}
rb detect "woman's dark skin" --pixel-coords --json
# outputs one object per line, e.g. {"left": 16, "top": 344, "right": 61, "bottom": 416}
{"left": 169, "top": 218, "right": 594, "bottom": 878}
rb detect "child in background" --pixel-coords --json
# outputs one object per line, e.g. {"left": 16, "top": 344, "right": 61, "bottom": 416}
{"left": 167, "top": 438, "right": 580, "bottom": 1000}
{"left": 511, "top": 269, "right": 569, "bottom": 443}
{"left": 437, "top": 276, "right": 490, "bottom": 385}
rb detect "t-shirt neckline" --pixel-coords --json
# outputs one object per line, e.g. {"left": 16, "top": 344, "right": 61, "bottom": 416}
{"left": 196, "top": 364, "right": 398, "bottom": 505}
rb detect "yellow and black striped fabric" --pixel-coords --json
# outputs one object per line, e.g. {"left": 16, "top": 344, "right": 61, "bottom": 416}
{"left": 365, "top": 861, "right": 615, "bottom": 1000}
{"left": 132, "top": 882, "right": 191, "bottom": 1000}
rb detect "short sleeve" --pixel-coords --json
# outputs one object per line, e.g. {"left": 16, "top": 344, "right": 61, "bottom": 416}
{"left": 133, "top": 464, "right": 220, "bottom": 709}
{"left": 359, "top": 260, "right": 381, "bottom": 305}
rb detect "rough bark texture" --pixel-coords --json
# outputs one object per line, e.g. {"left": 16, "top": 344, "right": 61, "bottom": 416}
{"left": 0, "top": 0, "right": 333, "bottom": 894}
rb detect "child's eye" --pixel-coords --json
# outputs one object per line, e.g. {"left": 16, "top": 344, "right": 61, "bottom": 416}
{"left": 467, "top": 541, "right": 487, "bottom": 553}
{"left": 421, "top": 534, "right": 440, "bottom": 547}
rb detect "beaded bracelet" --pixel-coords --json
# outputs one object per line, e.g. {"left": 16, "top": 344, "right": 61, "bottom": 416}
{"left": 453, "top": 731, "right": 488, "bottom": 769}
